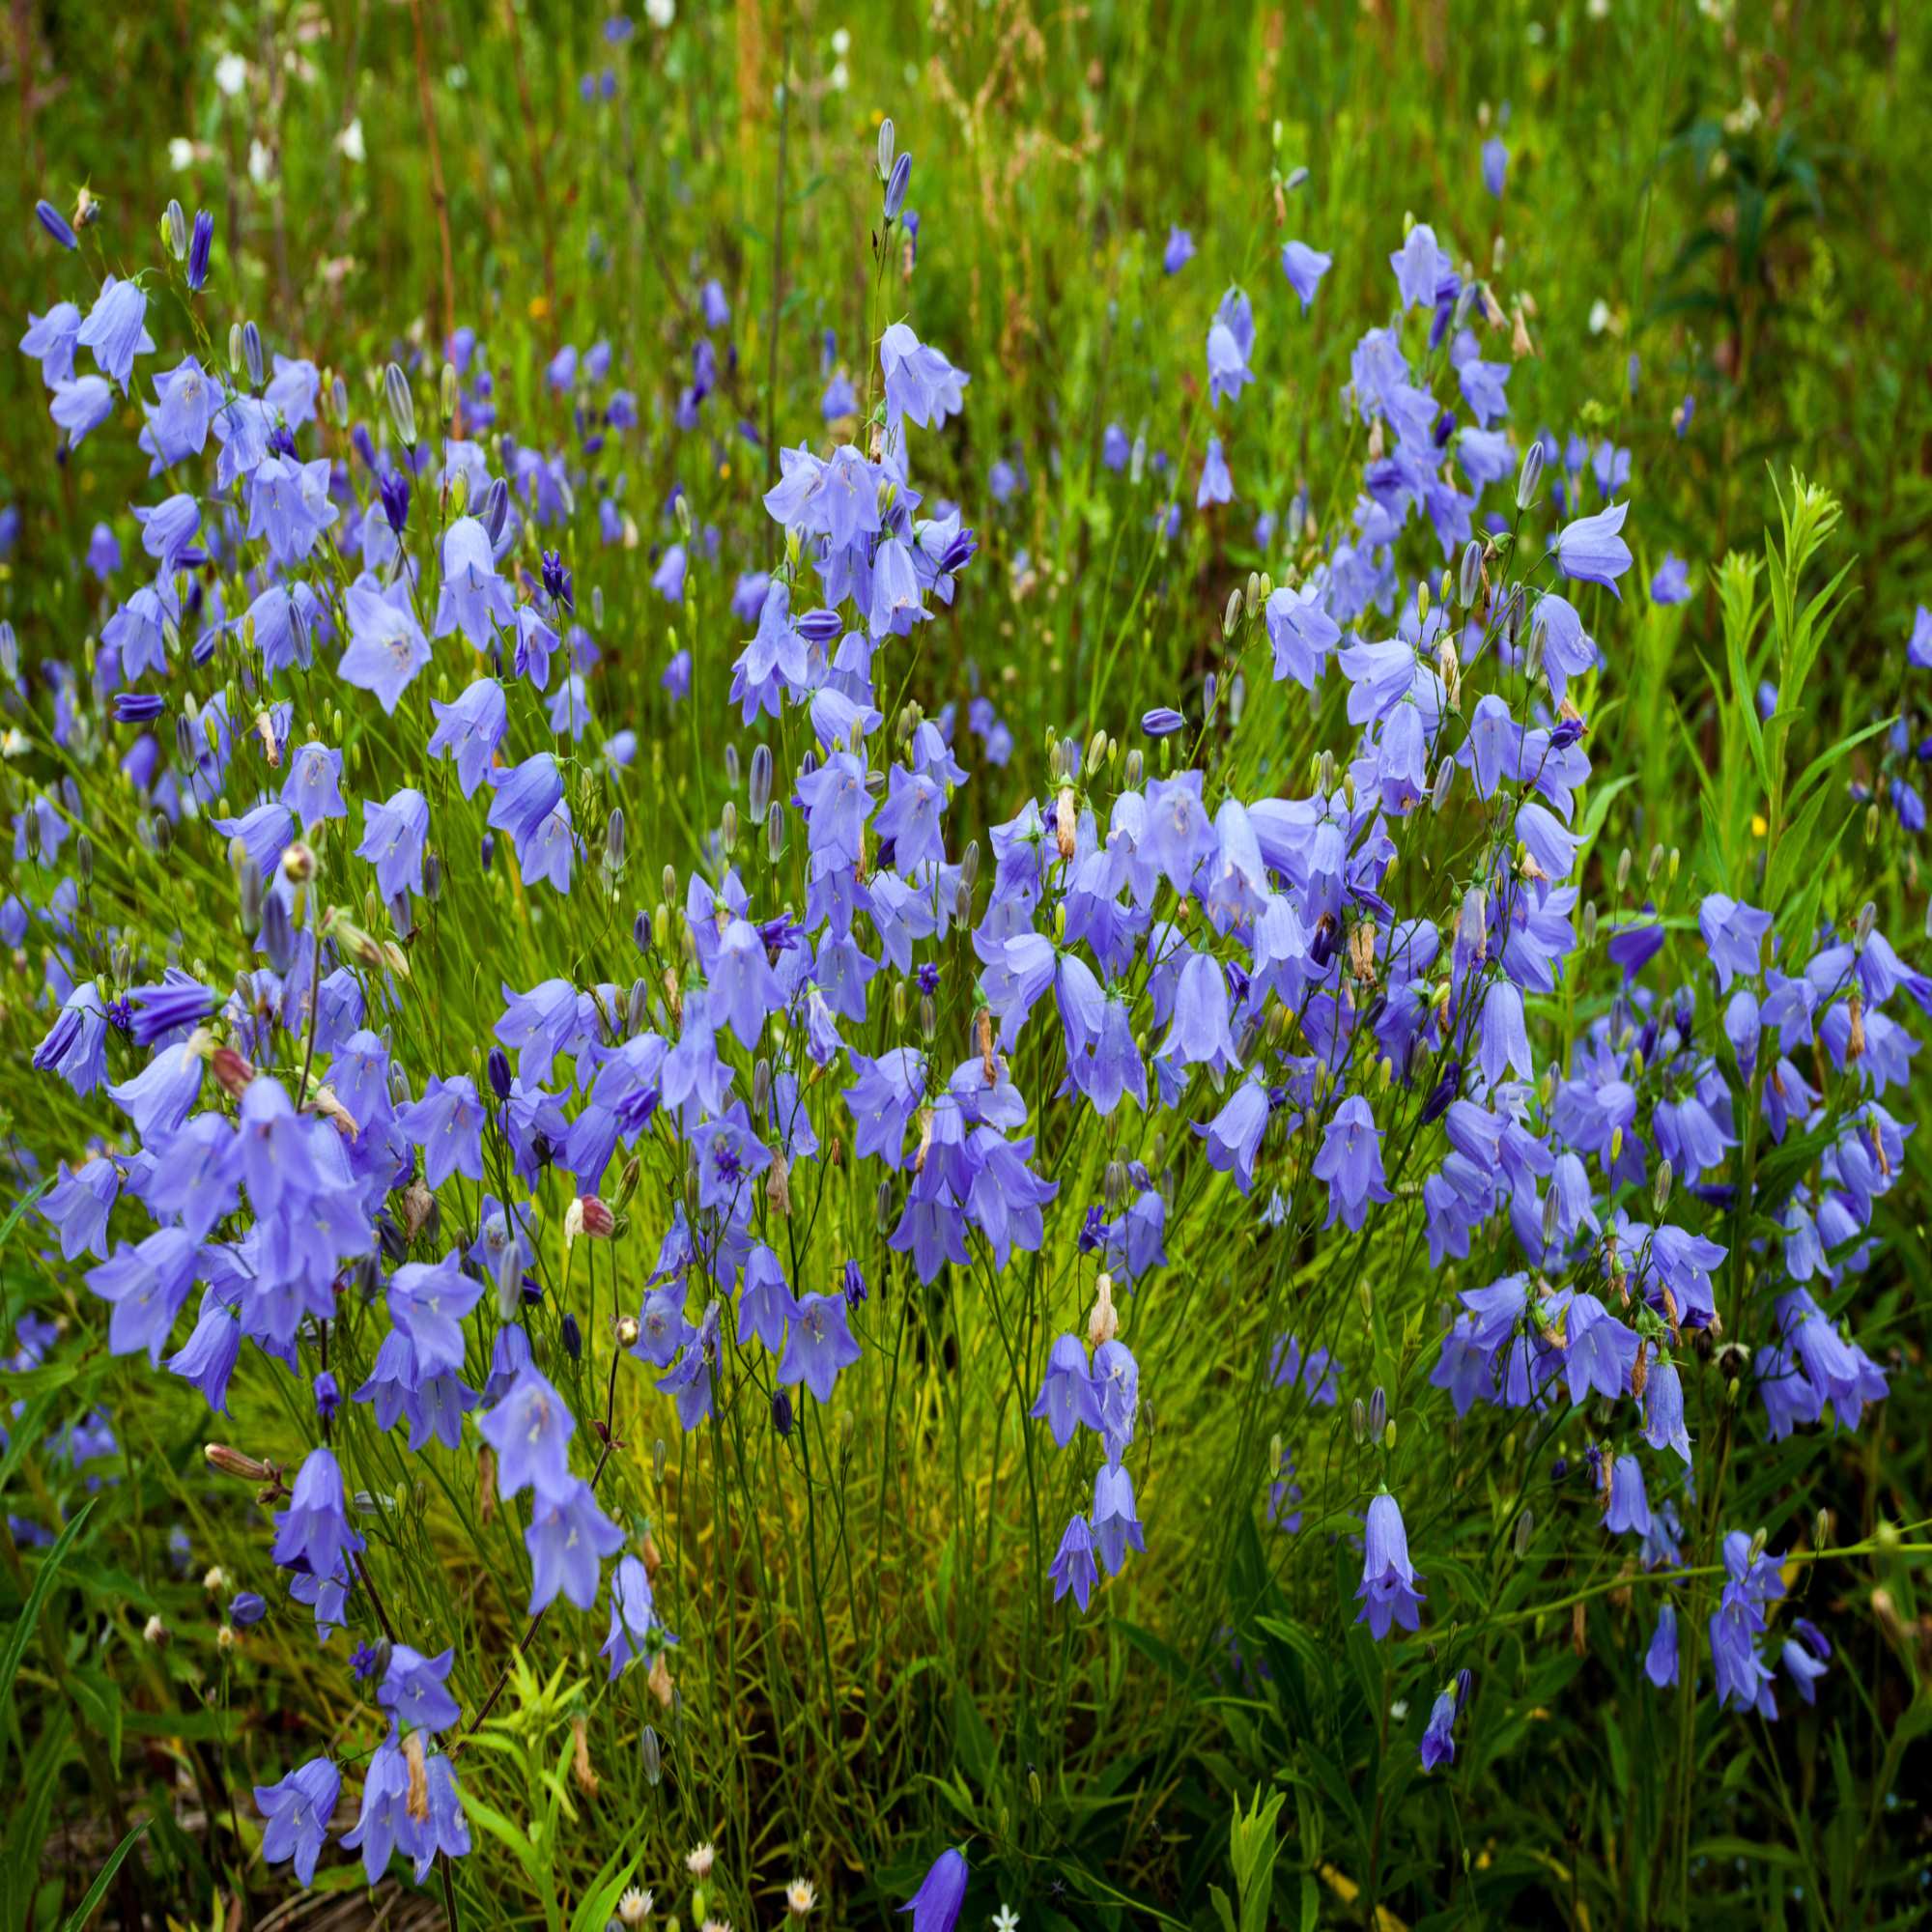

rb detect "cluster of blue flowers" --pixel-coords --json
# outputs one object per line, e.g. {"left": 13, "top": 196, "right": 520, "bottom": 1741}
{"left": 8, "top": 120, "right": 1912, "bottom": 1901}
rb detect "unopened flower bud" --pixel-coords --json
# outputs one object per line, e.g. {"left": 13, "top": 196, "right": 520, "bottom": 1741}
{"left": 1087, "top": 1273, "right": 1119, "bottom": 1349}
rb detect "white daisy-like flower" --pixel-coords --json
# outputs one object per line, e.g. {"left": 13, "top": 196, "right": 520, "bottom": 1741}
{"left": 786, "top": 1878, "right": 817, "bottom": 1915}
{"left": 618, "top": 1888, "right": 653, "bottom": 1926}
{"left": 687, "top": 1841, "right": 716, "bottom": 1878}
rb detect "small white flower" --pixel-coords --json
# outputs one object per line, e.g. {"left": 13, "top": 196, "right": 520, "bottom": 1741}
{"left": 993, "top": 1909, "right": 1020, "bottom": 1932}
{"left": 336, "top": 116, "right": 366, "bottom": 163}
{"left": 213, "top": 51, "right": 248, "bottom": 98}
{"left": 686, "top": 1841, "right": 716, "bottom": 1878}
{"left": 830, "top": 61, "right": 849, "bottom": 92}
{"left": 247, "top": 139, "right": 276, "bottom": 188}
{"left": 168, "top": 137, "right": 197, "bottom": 171}
{"left": 831, "top": 25, "right": 850, "bottom": 52}
{"left": 644, "top": 0, "right": 675, "bottom": 25}
{"left": 786, "top": 1879, "right": 817, "bottom": 1916}
{"left": 1587, "top": 299, "right": 1612, "bottom": 337}
{"left": 617, "top": 1888, "right": 653, "bottom": 1925}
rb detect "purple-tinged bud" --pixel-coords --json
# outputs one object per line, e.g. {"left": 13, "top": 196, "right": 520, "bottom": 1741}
{"left": 560, "top": 1312, "right": 582, "bottom": 1360}
{"left": 884, "top": 151, "right": 912, "bottom": 221}
{"left": 242, "top": 321, "right": 265, "bottom": 388}
{"left": 186, "top": 210, "right": 214, "bottom": 291}
{"left": 35, "top": 198, "right": 77, "bottom": 250}
{"left": 379, "top": 469, "right": 411, "bottom": 536}
{"left": 1141, "top": 706, "right": 1186, "bottom": 738}
{"left": 1420, "top": 1061, "right": 1462, "bottom": 1124}
{"left": 938, "top": 526, "right": 978, "bottom": 576}
{"left": 796, "top": 607, "right": 843, "bottom": 645}
{"left": 842, "top": 1259, "right": 867, "bottom": 1307}
{"left": 114, "top": 691, "right": 166, "bottom": 724}
{"left": 487, "top": 1045, "right": 513, "bottom": 1100}
{"left": 481, "top": 475, "right": 510, "bottom": 544}
{"left": 313, "top": 1371, "right": 340, "bottom": 1420}
{"left": 542, "top": 549, "right": 574, "bottom": 611}
{"left": 772, "top": 1388, "right": 794, "bottom": 1435}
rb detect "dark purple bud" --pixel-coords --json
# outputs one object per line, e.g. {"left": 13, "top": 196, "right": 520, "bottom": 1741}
{"left": 1433, "top": 410, "right": 1457, "bottom": 448}
{"left": 242, "top": 321, "right": 265, "bottom": 389}
{"left": 379, "top": 468, "right": 411, "bottom": 536}
{"left": 542, "top": 549, "right": 574, "bottom": 611}
{"left": 186, "top": 210, "right": 214, "bottom": 291}
{"left": 842, "top": 1259, "right": 867, "bottom": 1307}
{"left": 1420, "top": 1062, "right": 1462, "bottom": 1124}
{"left": 487, "top": 1046, "right": 513, "bottom": 1101}
{"left": 114, "top": 692, "right": 166, "bottom": 724}
{"left": 229, "top": 1591, "right": 267, "bottom": 1628}
{"left": 938, "top": 526, "right": 977, "bottom": 576}
{"left": 352, "top": 422, "right": 379, "bottom": 470}
{"left": 772, "top": 1388, "right": 794, "bottom": 1435}
{"left": 884, "top": 151, "right": 912, "bottom": 221}
{"left": 1141, "top": 706, "right": 1186, "bottom": 738}
{"left": 796, "top": 608, "right": 843, "bottom": 646}
{"left": 560, "top": 1312, "right": 582, "bottom": 1361}
{"left": 481, "top": 476, "right": 510, "bottom": 545}
{"left": 35, "top": 198, "right": 77, "bottom": 250}
{"left": 1550, "top": 716, "right": 1586, "bottom": 751}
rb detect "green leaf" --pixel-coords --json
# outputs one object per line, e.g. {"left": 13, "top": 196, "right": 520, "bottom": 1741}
{"left": 0, "top": 1497, "right": 96, "bottom": 1767}
{"left": 569, "top": 1851, "right": 639, "bottom": 1932}
{"left": 59, "top": 1818, "right": 148, "bottom": 1932}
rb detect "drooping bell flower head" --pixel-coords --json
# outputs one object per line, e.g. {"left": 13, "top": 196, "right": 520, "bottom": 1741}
{"left": 1355, "top": 1490, "right": 1425, "bottom": 1639}
{"left": 898, "top": 1848, "right": 969, "bottom": 1932}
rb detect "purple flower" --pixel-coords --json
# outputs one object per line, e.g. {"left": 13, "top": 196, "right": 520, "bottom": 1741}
{"left": 255, "top": 1757, "right": 339, "bottom": 1886}
{"left": 1048, "top": 1512, "right": 1099, "bottom": 1610}
{"left": 380, "top": 1643, "right": 461, "bottom": 1734}
{"left": 1163, "top": 226, "right": 1195, "bottom": 274}
{"left": 1481, "top": 136, "right": 1508, "bottom": 197}
{"left": 270, "top": 1446, "right": 364, "bottom": 1581}
{"left": 1650, "top": 554, "right": 1691, "bottom": 605}
{"left": 600, "top": 1553, "right": 664, "bottom": 1680}
{"left": 398, "top": 1074, "right": 486, "bottom": 1188}
{"left": 427, "top": 678, "right": 508, "bottom": 798}
{"left": 357, "top": 787, "right": 431, "bottom": 898}
{"left": 1389, "top": 223, "right": 1450, "bottom": 311}
{"left": 34, "top": 980, "right": 110, "bottom": 1094}
{"left": 1030, "top": 1333, "right": 1101, "bottom": 1446}
{"left": 1280, "top": 240, "right": 1332, "bottom": 310}
{"left": 1697, "top": 893, "right": 1772, "bottom": 991}
{"left": 1355, "top": 1491, "right": 1425, "bottom": 1639}
{"left": 777, "top": 1292, "right": 862, "bottom": 1403}
{"left": 477, "top": 1365, "right": 576, "bottom": 1500}
{"left": 1091, "top": 1462, "right": 1145, "bottom": 1576}
{"left": 899, "top": 1848, "right": 969, "bottom": 1932}
{"left": 435, "top": 516, "right": 515, "bottom": 648}
{"left": 75, "top": 277, "right": 151, "bottom": 393}
{"left": 388, "top": 1251, "right": 483, "bottom": 1377}
{"left": 1645, "top": 1602, "right": 1679, "bottom": 1689}
{"left": 1553, "top": 500, "right": 1633, "bottom": 596}
{"left": 1197, "top": 436, "right": 1233, "bottom": 509}
{"left": 526, "top": 1477, "right": 624, "bottom": 1611}
{"left": 1603, "top": 1454, "right": 1653, "bottom": 1537}
{"left": 339, "top": 578, "right": 431, "bottom": 714}
{"left": 1206, "top": 287, "right": 1255, "bottom": 409}
{"left": 1313, "top": 1096, "right": 1393, "bottom": 1232}
{"left": 1419, "top": 1687, "right": 1459, "bottom": 1770}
